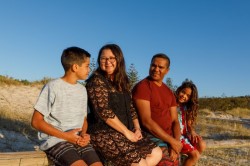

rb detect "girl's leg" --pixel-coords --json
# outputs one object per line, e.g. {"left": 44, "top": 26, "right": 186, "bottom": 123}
{"left": 145, "top": 146, "right": 162, "bottom": 166}
{"left": 197, "top": 139, "right": 206, "bottom": 153}
{"left": 183, "top": 150, "right": 200, "bottom": 166}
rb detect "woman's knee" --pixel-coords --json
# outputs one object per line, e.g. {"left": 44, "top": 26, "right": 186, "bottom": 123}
{"left": 151, "top": 146, "right": 162, "bottom": 160}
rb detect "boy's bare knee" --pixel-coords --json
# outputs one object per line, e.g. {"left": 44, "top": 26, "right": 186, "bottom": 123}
{"left": 71, "top": 160, "right": 87, "bottom": 166}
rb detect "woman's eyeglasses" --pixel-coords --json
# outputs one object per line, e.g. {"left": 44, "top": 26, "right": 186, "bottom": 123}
{"left": 100, "top": 57, "right": 116, "bottom": 63}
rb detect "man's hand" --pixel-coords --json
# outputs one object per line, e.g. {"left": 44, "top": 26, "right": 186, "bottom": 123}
{"left": 170, "top": 138, "right": 182, "bottom": 154}
{"left": 169, "top": 148, "right": 178, "bottom": 162}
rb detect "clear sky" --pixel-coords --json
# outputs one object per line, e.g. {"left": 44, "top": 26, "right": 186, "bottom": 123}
{"left": 0, "top": 0, "right": 249, "bottom": 97}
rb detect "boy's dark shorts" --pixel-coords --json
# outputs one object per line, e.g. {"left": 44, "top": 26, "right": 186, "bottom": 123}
{"left": 44, "top": 141, "right": 100, "bottom": 166}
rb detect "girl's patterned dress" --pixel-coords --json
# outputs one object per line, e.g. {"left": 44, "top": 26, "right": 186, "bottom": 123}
{"left": 177, "top": 106, "right": 198, "bottom": 154}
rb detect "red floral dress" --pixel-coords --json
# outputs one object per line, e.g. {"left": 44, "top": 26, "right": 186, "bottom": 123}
{"left": 177, "top": 106, "right": 198, "bottom": 154}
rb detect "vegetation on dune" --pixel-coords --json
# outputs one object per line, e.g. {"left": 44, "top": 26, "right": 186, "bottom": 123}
{"left": 0, "top": 75, "right": 52, "bottom": 86}
{"left": 0, "top": 74, "right": 249, "bottom": 165}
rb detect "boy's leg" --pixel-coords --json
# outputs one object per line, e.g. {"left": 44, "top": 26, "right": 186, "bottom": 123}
{"left": 77, "top": 144, "right": 102, "bottom": 166}
{"left": 44, "top": 142, "right": 87, "bottom": 166}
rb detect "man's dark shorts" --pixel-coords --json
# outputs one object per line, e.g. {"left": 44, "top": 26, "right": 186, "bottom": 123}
{"left": 148, "top": 134, "right": 179, "bottom": 166}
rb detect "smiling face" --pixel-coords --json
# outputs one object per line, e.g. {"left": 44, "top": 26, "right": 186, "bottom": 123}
{"left": 177, "top": 87, "right": 192, "bottom": 104}
{"left": 99, "top": 48, "right": 117, "bottom": 76}
{"left": 149, "top": 57, "right": 169, "bottom": 85}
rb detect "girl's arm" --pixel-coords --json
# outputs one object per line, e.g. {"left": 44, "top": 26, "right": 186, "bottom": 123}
{"left": 187, "top": 119, "right": 201, "bottom": 143}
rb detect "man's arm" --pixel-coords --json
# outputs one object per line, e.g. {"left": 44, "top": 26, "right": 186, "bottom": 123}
{"left": 31, "top": 110, "right": 82, "bottom": 144}
{"left": 134, "top": 99, "right": 182, "bottom": 153}
{"left": 170, "top": 106, "right": 181, "bottom": 141}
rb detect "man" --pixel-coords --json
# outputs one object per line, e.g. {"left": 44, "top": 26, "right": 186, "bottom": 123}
{"left": 132, "top": 53, "right": 182, "bottom": 166}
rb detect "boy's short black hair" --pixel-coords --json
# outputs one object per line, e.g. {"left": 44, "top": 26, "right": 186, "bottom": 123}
{"left": 61, "top": 46, "right": 91, "bottom": 71}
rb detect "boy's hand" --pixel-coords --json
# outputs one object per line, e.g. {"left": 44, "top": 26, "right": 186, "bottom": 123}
{"left": 65, "top": 128, "right": 82, "bottom": 144}
{"left": 77, "top": 133, "right": 90, "bottom": 147}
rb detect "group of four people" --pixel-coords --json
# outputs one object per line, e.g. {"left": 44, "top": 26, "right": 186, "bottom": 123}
{"left": 31, "top": 44, "right": 206, "bottom": 166}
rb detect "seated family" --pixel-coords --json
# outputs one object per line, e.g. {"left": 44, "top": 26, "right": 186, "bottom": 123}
{"left": 31, "top": 44, "right": 205, "bottom": 166}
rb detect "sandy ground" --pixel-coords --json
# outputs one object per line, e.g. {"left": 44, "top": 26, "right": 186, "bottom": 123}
{"left": 0, "top": 85, "right": 249, "bottom": 153}
{"left": 0, "top": 85, "right": 41, "bottom": 115}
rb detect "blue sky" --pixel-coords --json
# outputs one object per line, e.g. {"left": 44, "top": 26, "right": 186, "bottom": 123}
{"left": 0, "top": 0, "right": 249, "bottom": 97}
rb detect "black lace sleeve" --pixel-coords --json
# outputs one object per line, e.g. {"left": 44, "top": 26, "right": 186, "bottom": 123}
{"left": 130, "top": 95, "right": 138, "bottom": 120}
{"left": 86, "top": 74, "right": 116, "bottom": 121}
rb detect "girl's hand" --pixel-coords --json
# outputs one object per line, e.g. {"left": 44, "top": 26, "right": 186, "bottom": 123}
{"left": 190, "top": 131, "right": 201, "bottom": 144}
{"left": 134, "top": 128, "right": 143, "bottom": 140}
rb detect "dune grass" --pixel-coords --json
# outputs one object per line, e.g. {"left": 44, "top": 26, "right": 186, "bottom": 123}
{"left": 0, "top": 107, "right": 37, "bottom": 141}
{"left": 0, "top": 98, "right": 249, "bottom": 165}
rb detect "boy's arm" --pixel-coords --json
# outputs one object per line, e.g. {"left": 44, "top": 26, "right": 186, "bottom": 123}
{"left": 31, "top": 110, "right": 82, "bottom": 144}
{"left": 81, "top": 117, "right": 88, "bottom": 134}
{"left": 78, "top": 116, "right": 90, "bottom": 146}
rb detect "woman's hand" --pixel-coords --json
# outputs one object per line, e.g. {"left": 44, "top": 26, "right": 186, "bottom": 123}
{"left": 134, "top": 128, "right": 143, "bottom": 140}
{"left": 124, "top": 130, "right": 139, "bottom": 142}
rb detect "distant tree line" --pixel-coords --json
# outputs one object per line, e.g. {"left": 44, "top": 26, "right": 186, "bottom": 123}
{"left": 199, "top": 96, "right": 250, "bottom": 111}
{"left": 2, "top": 59, "right": 250, "bottom": 112}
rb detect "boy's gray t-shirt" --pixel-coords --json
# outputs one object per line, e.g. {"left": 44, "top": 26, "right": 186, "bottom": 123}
{"left": 34, "top": 78, "right": 87, "bottom": 150}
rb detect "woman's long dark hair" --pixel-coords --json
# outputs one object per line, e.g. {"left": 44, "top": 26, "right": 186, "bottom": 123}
{"left": 96, "top": 44, "right": 130, "bottom": 92}
{"left": 175, "top": 81, "right": 199, "bottom": 125}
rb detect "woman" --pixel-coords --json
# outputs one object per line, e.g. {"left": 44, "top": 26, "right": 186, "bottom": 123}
{"left": 86, "top": 44, "right": 162, "bottom": 166}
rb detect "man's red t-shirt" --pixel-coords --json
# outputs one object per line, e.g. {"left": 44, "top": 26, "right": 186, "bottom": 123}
{"left": 132, "top": 77, "right": 177, "bottom": 135}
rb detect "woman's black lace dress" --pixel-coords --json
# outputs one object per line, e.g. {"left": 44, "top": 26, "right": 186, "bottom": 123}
{"left": 86, "top": 72, "right": 157, "bottom": 166}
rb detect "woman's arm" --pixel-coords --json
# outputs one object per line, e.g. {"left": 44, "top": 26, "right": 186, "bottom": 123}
{"left": 86, "top": 75, "right": 138, "bottom": 142}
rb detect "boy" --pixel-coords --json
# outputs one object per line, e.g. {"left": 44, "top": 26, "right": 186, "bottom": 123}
{"left": 31, "top": 47, "right": 102, "bottom": 166}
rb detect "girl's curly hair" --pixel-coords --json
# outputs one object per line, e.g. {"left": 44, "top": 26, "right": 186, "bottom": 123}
{"left": 175, "top": 80, "right": 199, "bottom": 126}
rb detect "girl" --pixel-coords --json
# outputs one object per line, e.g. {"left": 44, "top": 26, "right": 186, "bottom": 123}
{"left": 175, "top": 81, "right": 206, "bottom": 166}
